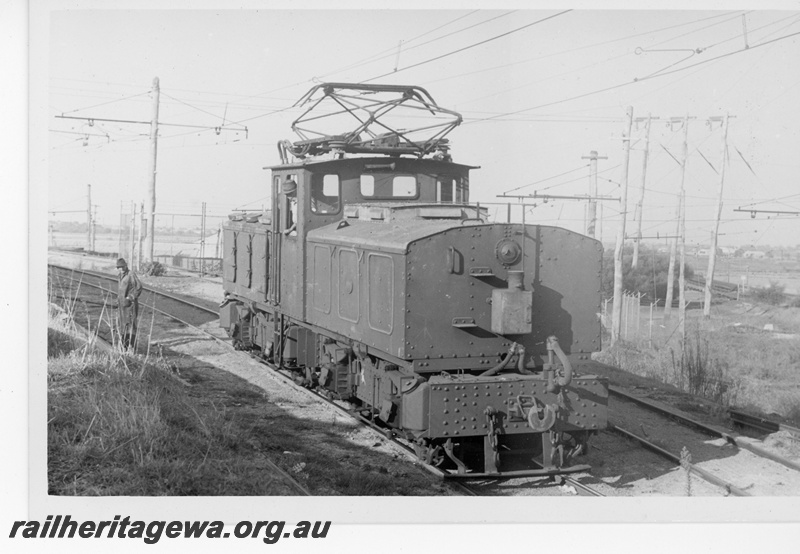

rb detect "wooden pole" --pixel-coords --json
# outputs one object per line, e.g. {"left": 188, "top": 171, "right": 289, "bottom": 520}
{"left": 632, "top": 114, "right": 655, "bottom": 268}
{"left": 137, "top": 201, "right": 144, "bottom": 270}
{"left": 582, "top": 150, "right": 607, "bottom": 238}
{"left": 129, "top": 201, "right": 136, "bottom": 266}
{"left": 144, "top": 77, "right": 160, "bottom": 263}
{"left": 611, "top": 106, "right": 634, "bottom": 345}
{"left": 86, "top": 184, "right": 92, "bottom": 252}
{"left": 704, "top": 113, "right": 731, "bottom": 318}
{"left": 200, "top": 201, "right": 207, "bottom": 278}
{"left": 664, "top": 115, "right": 690, "bottom": 321}
{"left": 91, "top": 204, "right": 97, "bottom": 252}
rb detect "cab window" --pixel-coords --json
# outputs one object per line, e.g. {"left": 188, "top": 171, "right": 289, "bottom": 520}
{"left": 437, "top": 178, "right": 454, "bottom": 203}
{"left": 360, "top": 174, "right": 418, "bottom": 199}
{"left": 311, "top": 174, "right": 340, "bottom": 214}
{"left": 280, "top": 174, "right": 298, "bottom": 237}
{"left": 455, "top": 176, "right": 469, "bottom": 203}
{"left": 436, "top": 176, "right": 467, "bottom": 203}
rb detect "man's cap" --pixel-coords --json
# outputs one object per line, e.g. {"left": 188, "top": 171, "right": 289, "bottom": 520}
{"left": 116, "top": 258, "right": 128, "bottom": 268}
{"left": 282, "top": 177, "right": 297, "bottom": 196}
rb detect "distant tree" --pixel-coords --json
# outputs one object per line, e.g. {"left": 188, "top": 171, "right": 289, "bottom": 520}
{"left": 601, "top": 245, "right": 694, "bottom": 302}
{"left": 751, "top": 281, "right": 785, "bottom": 305}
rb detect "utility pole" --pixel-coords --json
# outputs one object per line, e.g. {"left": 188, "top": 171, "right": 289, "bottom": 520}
{"left": 611, "top": 106, "right": 634, "bottom": 346}
{"left": 86, "top": 184, "right": 92, "bottom": 252}
{"left": 91, "top": 204, "right": 97, "bottom": 252}
{"left": 581, "top": 150, "right": 607, "bottom": 238}
{"left": 678, "top": 176, "right": 687, "bottom": 342}
{"left": 55, "top": 77, "right": 246, "bottom": 262}
{"left": 137, "top": 201, "right": 145, "bottom": 270}
{"left": 200, "top": 201, "right": 207, "bottom": 278}
{"left": 664, "top": 115, "right": 692, "bottom": 321}
{"left": 599, "top": 202, "right": 603, "bottom": 244}
{"left": 129, "top": 202, "right": 136, "bottom": 267}
{"left": 704, "top": 113, "right": 732, "bottom": 318}
{"left": 632, "top": 114, "right": 657, "bottom": 268}
{"left": 144, "top": 77, "right": 160, "bottom": 264}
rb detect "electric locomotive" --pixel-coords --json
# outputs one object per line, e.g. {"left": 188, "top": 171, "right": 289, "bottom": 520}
{"left": 220, "top": 83, "right": 608, "bottom": 477}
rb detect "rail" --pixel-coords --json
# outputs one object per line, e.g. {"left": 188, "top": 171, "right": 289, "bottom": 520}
{"left": 610, "top": 386, "right": 800, "bottom": 474}
{"left": 729, "top": 409, "right": 800, "bottom": 438}
{"left": 608, "top": 424, "right": 750, "bottom": 496}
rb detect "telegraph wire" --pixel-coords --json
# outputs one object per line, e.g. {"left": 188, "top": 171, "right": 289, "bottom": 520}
{"left": 462, "top": 13, "right": 768, "bottom": 107}
{"left": 464, "top": 29, "right": 800, "bottom": 125}
{"left": 503, "top": 164, "right": 589, "bottom": 194}
{"left": 360, "top": 10, "right": 573, "bottom": 84}
{"left": 313, "top": 10, "right": 498, "bottom": 80}
{"left": 427, "top": 10, "right": 744, "bottom": 87}
{"left": 646, "top": 11, "right": 751, "bottom": 50}
{"left": 695, "top": 12, "right": 800, "bottom": 53}
{"left": 160, "top": 91, "right": 231, "bottom": 123}
{"left": 58, "top": 90, "right": 150, "bottom": 115}
{"left": 177, "top": 14, "right": 511, "bottom": 114}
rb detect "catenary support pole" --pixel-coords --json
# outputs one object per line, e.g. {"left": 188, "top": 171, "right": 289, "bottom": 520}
{"left": 86, "top": 184, "right": 92, "bottom": 252}
{"left": 704, "top": 113, "right": 731, "bottom": 318}
{"left": 664, "top": 115, "right": 691, "bottom": 321}
{"left": 129, "top": 202, "right": 136, "bottom": 267}
{"left": 91, "top": 204, "right": 97, "bottom": 252}
{"left": 632, "top": 114, "right": 656, "bottom": 268}
{"left": 582, "top": 150, "right": 607, "bottom": 238}
{"left": 137, "top": 201, "right": 144, "bottom": 270}
{"left": 144, "top": 77, "right": 160, "bottom": 264}
{"left": 611, "top": 106, "right": 634, "bottom": 346}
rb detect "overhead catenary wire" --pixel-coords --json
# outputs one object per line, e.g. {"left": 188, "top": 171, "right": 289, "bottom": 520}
{"left": 427, "top": 10, "right": 746, "bottom": 88}
{"left": 502, "top": 164, "right": 589, "bottom": 194}
{"left": 360, "top": 10, "right": 573, "bottom": 84}
{"left": 464, "top": 29, "right": 800, "bottom": 126}
{"left": 312, "top": 10, "right": 499, "bottom": 80}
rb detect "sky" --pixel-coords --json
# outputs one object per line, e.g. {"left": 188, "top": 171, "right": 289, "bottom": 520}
{"left": 38, "top": 3, "right": 800, "bottom": 251}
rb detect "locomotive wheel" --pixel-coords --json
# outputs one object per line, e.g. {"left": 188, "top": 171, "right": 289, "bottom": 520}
{"left": 413, "top": 440, "right": 445, "bottom": 467}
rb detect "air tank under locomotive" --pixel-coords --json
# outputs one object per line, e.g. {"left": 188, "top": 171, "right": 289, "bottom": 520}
{"left": 219, "top": 83, "right": 608, "bottom": 477}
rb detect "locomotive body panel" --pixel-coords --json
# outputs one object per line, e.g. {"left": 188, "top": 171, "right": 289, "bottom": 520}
{"left": 424, "top": 374, "right": 608, "bottom": 439}
{"left": 222, "top": 217, "right": 271, "bottom": 304}
{"left": 404, "top": 224, "right": 602, "bottom": 370}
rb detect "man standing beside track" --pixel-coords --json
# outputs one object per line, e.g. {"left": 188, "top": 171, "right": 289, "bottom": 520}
{"left": 116, "top": 257, "right": 142, "bottom": 349}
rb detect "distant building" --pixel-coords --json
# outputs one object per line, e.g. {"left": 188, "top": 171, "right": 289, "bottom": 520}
{"left": 743, "top": 250, "right": 766, "bottom": 259}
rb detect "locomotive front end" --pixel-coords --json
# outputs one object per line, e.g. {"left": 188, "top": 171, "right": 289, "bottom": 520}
{"left": 396, "top": 221, "right": 608, "bottom": 476}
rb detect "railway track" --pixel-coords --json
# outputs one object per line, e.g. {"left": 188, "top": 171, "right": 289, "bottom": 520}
{"left": 48, "top": 264, "right": 483, "bottom": 496}
{"left": 51, "top": 263, "right": 800, "bottom": 496}
{"left": 610, "top": 387, "right": 800, "bottom": 473}
{"left": 49, "top": 264, "right": 314, "bottom": 496}
{"left": 607, "top": 387, "right": 800, "bottom": 495}
{"left": 68, "top": 263, "right": 800, "bottom": 497}
{"left": 47, "top": 263, "right": 605, "bottom": 497}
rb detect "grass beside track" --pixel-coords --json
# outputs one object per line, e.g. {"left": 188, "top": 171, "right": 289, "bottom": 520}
{"left": 48, "top": 336, "right": 301, "bottom": 495}
{"left": 595, "top": 301, "right": 800, "bottom": 424}
{"left": 47, "top": 305, "right": 450, "bottom": 496}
